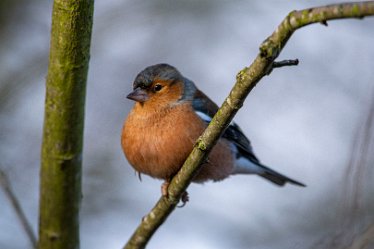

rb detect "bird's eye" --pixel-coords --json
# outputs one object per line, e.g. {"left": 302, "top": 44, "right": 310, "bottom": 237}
{"left": 154, "top": 84, "right": 163, "bottom": 92}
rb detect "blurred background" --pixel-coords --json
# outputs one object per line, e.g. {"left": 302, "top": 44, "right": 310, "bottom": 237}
{"left": 1, "top": 1, "right": 373, "bottom": 248}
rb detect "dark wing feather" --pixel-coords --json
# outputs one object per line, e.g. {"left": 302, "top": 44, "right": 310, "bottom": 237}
{"left": 192, "top": 89, "right": 219, "bottom": 118}
{"left": 191, "top": 85, "right": 306, "bottom": 187}
{"left": 192, "top": 88, "right": 260, "bottom": 163}
{"left": 222, "top": 122, "right": 260, "bottom": 163}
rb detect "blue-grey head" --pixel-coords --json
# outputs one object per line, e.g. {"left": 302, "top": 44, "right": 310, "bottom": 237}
{"left": 127, "top": 63, "right": 196, "bottom": 104}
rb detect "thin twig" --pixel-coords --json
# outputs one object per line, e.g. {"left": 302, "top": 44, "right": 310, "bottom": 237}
{"left": 266, "top": 59, "right": 299, "bottom": 75}
{"left": 273, "top": 59, "right": 299, "bottom": 68}
{"left": 0, "top": 169, "right": 37, "bottom": 248}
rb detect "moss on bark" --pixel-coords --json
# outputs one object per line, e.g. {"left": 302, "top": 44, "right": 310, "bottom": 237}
{"left": 38, "top": 1, "right": 94, "bottom": 249}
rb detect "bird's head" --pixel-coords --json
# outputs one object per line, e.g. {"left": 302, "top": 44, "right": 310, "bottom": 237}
{"left": 127, "top": 64, "right": 186, "bottom": 106}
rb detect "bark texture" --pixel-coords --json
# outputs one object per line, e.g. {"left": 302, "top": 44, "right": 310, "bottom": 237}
{"left": 38, "top": 1, "right": 94, "bottom": 249}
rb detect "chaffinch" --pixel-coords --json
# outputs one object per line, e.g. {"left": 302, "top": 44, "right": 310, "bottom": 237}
{"left": 121, "top": 64, "right": 305, "bottom": 197}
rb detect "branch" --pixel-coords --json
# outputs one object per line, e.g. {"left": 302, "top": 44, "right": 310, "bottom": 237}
{"left": 124, "top": 2, "right": 374, "bottom": 248}
{"left": 266, "top": 59, "right": 299, "bottom": 75}
{"left": 0, "top": 169, "right": 37, "bottom": 248}
{"left": 38, "top": 1, "right": 94, "bottom": 249}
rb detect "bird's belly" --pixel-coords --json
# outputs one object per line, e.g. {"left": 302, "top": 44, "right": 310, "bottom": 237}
{"left": 128, "top": 130, "right": 189, "bottom": 179}
{"left": 121, "top": 104, "right": 235, "bottom": 182}
{"left": 121, "top": 106, "right": 202, "bottom": 179}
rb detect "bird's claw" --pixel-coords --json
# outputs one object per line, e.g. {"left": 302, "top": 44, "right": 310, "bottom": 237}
{"left": 177, "top": 191, "right": 189, "bottom": 208}
{"left": 161, "top": 180, "right": 170, "bottom": 197}
{"left": 161, "top": 181, "right": 189, "bottom": 207}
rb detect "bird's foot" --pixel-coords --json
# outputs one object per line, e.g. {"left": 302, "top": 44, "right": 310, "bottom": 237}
{"left": 161, "top": 181, "right": 189, "bottom": 207}
{"left": 177, "top": 191, "right": 189, "bottom": 208}
{"left": 161, "top": 180, "right": 170, "bottom": 197}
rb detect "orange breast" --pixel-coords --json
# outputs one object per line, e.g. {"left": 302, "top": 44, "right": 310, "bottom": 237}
{"left": 121, "top": 102, "right": 234, "bottom": 182}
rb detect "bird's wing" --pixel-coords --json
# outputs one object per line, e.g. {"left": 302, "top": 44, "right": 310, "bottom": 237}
{"left": 191, "top": 85, "right": 305, "bottom": 187}
{"left": 192, "top": 88, "right": 260, "bottom": 163}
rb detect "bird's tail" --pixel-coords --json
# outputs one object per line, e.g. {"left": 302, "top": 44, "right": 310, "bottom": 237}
{"left": 259, "top": 164, "right": 306, "bottom": 187}
{"left": 233, "top": 156, "right": 306, "bottom": 187}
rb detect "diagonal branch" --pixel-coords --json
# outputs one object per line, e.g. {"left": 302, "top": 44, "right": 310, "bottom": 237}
{"left": 123, "top": 2, "right": 374, "bottom": 249}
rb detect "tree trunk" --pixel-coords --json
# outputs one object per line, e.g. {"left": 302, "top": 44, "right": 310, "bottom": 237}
{"left": 38, "top": 1, "right": 94, "bottom": 249}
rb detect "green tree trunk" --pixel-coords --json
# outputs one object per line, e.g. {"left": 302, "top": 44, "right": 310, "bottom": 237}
{"left": 38, "top": 1, "right": 94, "bottom": 249}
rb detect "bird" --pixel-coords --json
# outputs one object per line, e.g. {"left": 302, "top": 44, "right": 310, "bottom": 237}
{"left": 121, "top": 63, "right": 305, "bottom": 199}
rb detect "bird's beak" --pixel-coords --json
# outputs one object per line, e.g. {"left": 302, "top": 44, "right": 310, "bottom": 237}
{"left": 126, "top": 87, "right": 149, "bottom": 103}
